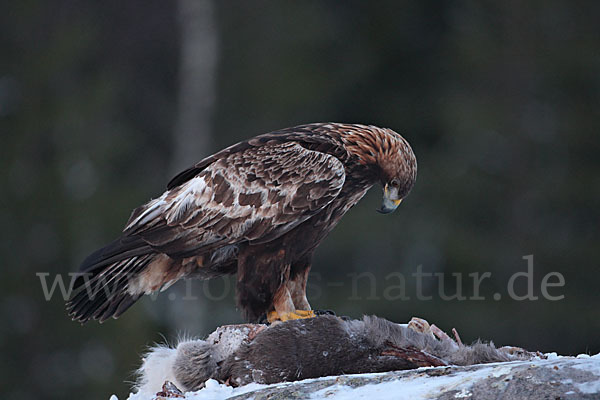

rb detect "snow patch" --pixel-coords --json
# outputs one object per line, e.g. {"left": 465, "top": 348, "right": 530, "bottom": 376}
{"left": 575, "top": 380, "right": 600, "bottom": 394}
{"left": 119, "top": 353, "right": 600, "bottom": 400}
{"left": 571, "top": 355, "right": 600, "bottom": 376}
{"left": 453, "top": 388, "right": 473, "bottom": 398}
{"left": 127, "top": 379, "right": 268, "bottom": 400}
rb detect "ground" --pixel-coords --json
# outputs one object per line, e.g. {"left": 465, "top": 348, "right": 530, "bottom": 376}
{"left": 115, "top": 353, "right": 600, "bottom": 400}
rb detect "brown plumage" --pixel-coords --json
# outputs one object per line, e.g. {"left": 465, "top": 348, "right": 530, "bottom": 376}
{"left": 66, "top": 123, "right": 417, "bottom": 323}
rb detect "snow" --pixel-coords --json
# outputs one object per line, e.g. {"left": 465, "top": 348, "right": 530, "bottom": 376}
{"left": 117, "top": 353, "right": 600, "bottom": 400}
{"left": 576, "top": 381, "right": 600, "bottom": 395}
{"left": 308, "top": 363, "right": 524, "bottom": 400}
{"left": 571, "top": 353, "right": 600, "bottom": 377}
{"left": 127, "top": 379, "right": 268, "bottom": 400}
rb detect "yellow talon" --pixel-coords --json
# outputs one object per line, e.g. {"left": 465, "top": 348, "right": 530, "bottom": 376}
{"left": 294, "top": 310, "right": 316, "bottom": 318}
{"left": 267, "top": 311, "right": 279, "bottom": 323}
{"left": 267, "top": 310, "right": 316, "bottom": 323}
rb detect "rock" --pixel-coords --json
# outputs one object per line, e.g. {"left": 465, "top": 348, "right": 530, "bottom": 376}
{"left": 125, "top": 354, "right": 600, "bottom": 399}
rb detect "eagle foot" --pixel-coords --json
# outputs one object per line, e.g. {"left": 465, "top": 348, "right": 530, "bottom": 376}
{"left": 267, "top": 309, "right": 316, "bottom": 323}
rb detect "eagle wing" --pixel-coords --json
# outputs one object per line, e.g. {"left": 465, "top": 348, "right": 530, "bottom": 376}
{"left": 123, "top": 142, "right": 346, "bottom": 258}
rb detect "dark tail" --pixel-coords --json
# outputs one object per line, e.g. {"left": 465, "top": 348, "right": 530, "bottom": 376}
{"left": 66, "top": 235, "right": 155, "bottom": 323}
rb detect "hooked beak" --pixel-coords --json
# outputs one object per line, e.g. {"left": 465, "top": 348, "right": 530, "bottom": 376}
{"left": 377, "top": 184, "right": 403, "bottom": 214}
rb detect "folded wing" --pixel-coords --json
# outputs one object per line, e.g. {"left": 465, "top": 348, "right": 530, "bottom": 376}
{"left": 124, "top": 142, "right": 346, "bottom": 258}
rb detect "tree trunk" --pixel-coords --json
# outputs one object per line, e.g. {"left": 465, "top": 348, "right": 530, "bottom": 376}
{"left": 172, "top": 0, "right": 218, "bottom": 174}
{"left": 166, "top": 0, "right": 218, "bottom": 333}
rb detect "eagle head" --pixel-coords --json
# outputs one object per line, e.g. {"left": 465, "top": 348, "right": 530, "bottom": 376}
{"left": 376, "top": 130, "right": 417, "bottom": 214}
{"left": 339, "top": 124, "right": 417, "bottom": 214}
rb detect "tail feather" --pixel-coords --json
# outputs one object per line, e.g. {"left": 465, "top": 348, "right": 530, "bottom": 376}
{"left": 67, "top": 236, "right": 156, "bottom": 323}
{"left": 79, "top": 235, "right": 152, "bottom": 272}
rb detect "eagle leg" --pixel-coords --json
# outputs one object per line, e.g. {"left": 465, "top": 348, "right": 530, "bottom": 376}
{"left": 267, "top": 285, "right": 315, "bottom": 323}
{"left": 286, "top": 264, "right": 312, "bottom": 311}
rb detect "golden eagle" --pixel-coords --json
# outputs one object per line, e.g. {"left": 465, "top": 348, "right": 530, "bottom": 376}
{"left": 67, "top": 123, "right": 417, "bottom": 323}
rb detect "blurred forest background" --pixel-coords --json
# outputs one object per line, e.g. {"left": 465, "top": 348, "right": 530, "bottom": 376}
{"left": 2, "top": 1, "right": 599, "bottom": 399}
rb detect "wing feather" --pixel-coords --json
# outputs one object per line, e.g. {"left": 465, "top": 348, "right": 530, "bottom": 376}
{"left": 124, "top": 142, "right": 345, "bottom": 258}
